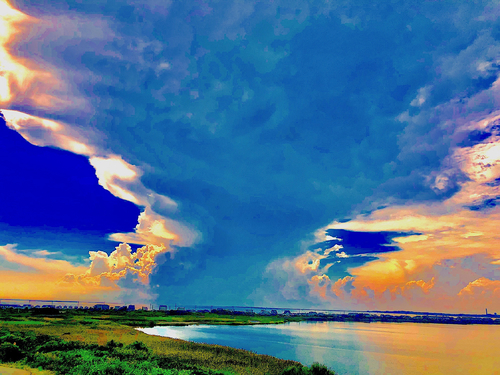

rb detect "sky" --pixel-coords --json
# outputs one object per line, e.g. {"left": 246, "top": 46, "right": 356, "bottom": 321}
{"left": 1, "top": 0, "right": 500, "bottom": 314}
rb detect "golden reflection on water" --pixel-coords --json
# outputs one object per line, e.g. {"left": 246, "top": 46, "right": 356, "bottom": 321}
{"left": 288, "top": 322, "right": 500, "bottom": 375}
{"left": 140, "top": 322, "right": 500, "bottom": 375}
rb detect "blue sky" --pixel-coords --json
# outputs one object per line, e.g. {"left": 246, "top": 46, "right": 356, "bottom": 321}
{"left": 1, "top": 0, "right": 500, "bottom": 312}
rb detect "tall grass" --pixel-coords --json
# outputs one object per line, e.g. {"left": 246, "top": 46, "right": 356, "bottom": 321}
{"left": 0, "top": 310, "right": 335, "bottom": 375}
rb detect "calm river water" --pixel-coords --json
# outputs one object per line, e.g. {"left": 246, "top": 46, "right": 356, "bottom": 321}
{"left": 138, "top": 321, "right": 500, "bottom": 375}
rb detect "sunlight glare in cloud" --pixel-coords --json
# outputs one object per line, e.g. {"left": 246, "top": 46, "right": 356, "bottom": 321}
{"left": 0, "top": 0, "right": 62, "bottom": 109}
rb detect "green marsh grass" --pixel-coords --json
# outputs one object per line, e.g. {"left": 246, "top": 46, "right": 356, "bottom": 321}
{"left": 0, "top": 309, "right": 335, "bottom": 375}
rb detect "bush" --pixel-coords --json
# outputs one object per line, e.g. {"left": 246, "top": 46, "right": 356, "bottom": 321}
{"left": 280, "top": 364, "right": 335, "bottom": 375}
{"left": 0, "top": 342, "right": 25, "bottom": 362}
{"left": 36, "top": 339, "right": 81, "bottom": 353}
{"left": 281, "top": 365, "right": 309, "bottom": 375}
{"left": 105, "top": 340, "right": 124, "bottom": 349}
{"left": 126, "top": 341, "right": 150, "bottom": 351}
{"left": 310, "top": 363, "right": 335, "bottom": 375}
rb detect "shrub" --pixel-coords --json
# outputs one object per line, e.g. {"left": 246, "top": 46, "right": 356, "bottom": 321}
{"left": 310, "top": 363, "right": 335, "bottom": 375}
{"left": 105, "top": 340, "right": 124, "bottom": 349}
{"left": 280, "top": 364, "right": 336, "bottom": 375}
{"left": 127, "top": 340, "right": 150, "bottom": 352}
{"left": 0, "top": 342, "right": 25, "bottom": 362}
{"left": 280, "top": 365, "right": 309, "bottom": 375}
{"left": 36, "top": 339, "right": 79, "bottom": 353}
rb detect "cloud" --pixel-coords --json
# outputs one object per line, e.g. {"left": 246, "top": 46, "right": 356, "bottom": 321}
{"left": 0, "top": 243, "right": 85, "bottom": 274}
{"left": 0, "top": 0, "right": 201, "bottom": 302}
{"left": 458, "top": 277, "right": 500, "bottom": 298}
{"left": 262, "top": 229, "right": 411, "bottom": 308}
{"left": 1, "top": 107, "right": 199, "bottom": 249}
{"left": 3, "top": 0, "right": 500, "bottom": 309}
{"left": 61, "top": 242, "right": 168, "bottom": 295}
{"left": 331, "top": 276, "right": 355, "bottom": 299}
{"left": 0, "top": 244, "right": 104, "bottom": 301}
{"left": 0, "top": 0, "right": 61, "bottom": 109}
{"left": 391, "top": 278, "right": 436, "bottom": 300}
{"left": 1, "top": 109, "right": 94, "bottom": 154}
{"left": 0, "top": 241, "right": 171, "bottom": 303}
{"left": 312, "top": 229, "right": 416, "bottom": 256}
{"left": 109, "top": 207, "right": 199, "bottom": 248}
{"left": 265, "top": 97, "right": 500, "bottom": 311}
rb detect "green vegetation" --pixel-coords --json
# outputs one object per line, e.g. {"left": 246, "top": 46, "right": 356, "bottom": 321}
{"left": 0, "top": 309, "right": 336, "bottom": 375}
{"left": 281, "top": 363, "right": 336, "bottom": 375}
{"left": 0, "top": 329, "right": 233, "bottom": 374}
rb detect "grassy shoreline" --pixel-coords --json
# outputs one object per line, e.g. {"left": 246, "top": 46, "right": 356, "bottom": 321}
{"left": 0, "top": 309, "right": 334, "bottom": 375}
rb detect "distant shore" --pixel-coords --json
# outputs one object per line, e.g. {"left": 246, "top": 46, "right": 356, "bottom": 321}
{"left": 1, "top": 303, "right": 499, "bottom": 325}
{"left": 301, "top": 312, "right": 500, "bottom": 325}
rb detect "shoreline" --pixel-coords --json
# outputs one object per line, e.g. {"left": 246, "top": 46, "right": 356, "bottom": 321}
{"left": 0, "top": 309, "right": 309, "bottom": 375}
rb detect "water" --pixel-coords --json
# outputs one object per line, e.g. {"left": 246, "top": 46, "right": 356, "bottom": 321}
{"left": 138, "top": 321, "right": 500, "bottom": 375}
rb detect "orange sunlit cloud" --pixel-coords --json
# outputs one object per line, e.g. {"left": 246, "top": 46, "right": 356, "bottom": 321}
{"left": 0, "top": 244, "right": 94, "bottom": 301}
{"left": 0, "top": 244, "right": 86, "bottom": 275}
{"left": 309, "top": 195, "right": 500, "bottom": 312}
{"left": 109, "top": 207, "right": 199, "bottom": 248}
{"left": 267, "top": 100, "right": 500, "bottom": 313}
{"left": 62, "top": 243, "right": 168, "bottom": 290}
{"left": 0, "top": 0, "right": 64, "bottom": 109}
{"left": 0, "top": 243, "right": 165, "bottom": 303}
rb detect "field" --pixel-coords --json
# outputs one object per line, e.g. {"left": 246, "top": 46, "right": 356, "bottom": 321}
{"left": 0, "top": 308, "right": 334, "bottom": 375}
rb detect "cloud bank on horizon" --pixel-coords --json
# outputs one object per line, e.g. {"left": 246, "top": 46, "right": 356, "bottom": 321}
{"left": 1, "top": 0, "right": 500, "bottom": 312}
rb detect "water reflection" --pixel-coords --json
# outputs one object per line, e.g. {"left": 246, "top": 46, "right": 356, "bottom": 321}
{"left": 138, "top": 322, "right": 500, "bottom": 375}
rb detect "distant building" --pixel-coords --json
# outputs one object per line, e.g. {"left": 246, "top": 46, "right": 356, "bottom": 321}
{"left": 141, "top": 306, "right": 148, "bottom": 311}
{"left": 127, "top": 305, "right": 135, "bottom": 311}
{"left": 159, "top": 305, "right": 168, "bottom": 311}
{"left": 94, "top": 304, "right": 110, "bottom": 310}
